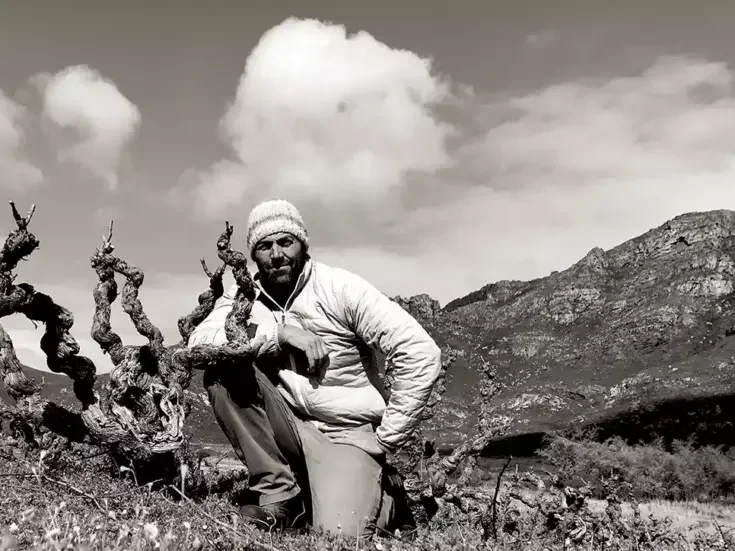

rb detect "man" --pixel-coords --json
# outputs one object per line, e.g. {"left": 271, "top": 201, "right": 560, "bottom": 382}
{"left": 188, "top": 198, "right": 442, "bottom": 538}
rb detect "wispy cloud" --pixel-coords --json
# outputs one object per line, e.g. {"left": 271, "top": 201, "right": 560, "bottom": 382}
{"left": 359, "top": 56, "right": 735, "bottom": 302}
{"left": 177, "top": 17, "right": 455, "bottom": 221}
{"left": 36, "top": 65, "right": 141, "bottom": 191}
{"left": 0, "top": 89, "right": 43, "bottom": 191}
{"left": 525, "top": 30, "right": 557, "bottom": 48}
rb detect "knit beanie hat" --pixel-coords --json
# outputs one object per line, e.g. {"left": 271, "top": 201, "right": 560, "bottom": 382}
{"left": 246, "top": 199, "right": 309, "bottom": 257}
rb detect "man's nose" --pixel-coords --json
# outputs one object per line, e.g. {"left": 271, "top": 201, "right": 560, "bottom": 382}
{"left": 270, "top": 246, "right": 284, "bottom": 259}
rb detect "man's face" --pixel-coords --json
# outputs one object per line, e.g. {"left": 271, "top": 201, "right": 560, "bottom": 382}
{"left": 252, "top": 232, "right": 306, "bottom": 288}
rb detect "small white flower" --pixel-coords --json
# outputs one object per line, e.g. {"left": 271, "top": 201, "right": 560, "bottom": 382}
{"left": 144, "top": 522, "right": 159, "bottom": 540}
{"left": 183, "top": 521, "right": 191, "bottom": 530}
{"left": 8, "top": 523, "right": 18, "bottom": 533}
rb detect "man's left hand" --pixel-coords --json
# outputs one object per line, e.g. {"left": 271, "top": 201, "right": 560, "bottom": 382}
{"left": 361, "top": 432, "right": 388, "bottom": 460}
{"left": 329, "top": 429, "right": 390, "bottom": 462}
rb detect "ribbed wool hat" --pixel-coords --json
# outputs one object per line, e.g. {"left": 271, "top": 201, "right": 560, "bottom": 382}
{"left": 246, "top": 199, "right": 309, "bottom": 257}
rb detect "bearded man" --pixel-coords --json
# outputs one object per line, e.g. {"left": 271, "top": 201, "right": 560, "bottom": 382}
{"left": 188, "top": 198, "right": 441, "bottom": 538}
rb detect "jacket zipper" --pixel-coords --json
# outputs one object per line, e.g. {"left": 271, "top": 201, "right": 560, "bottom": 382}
{"left": 280, "top": 310, "right": 298, "bottom": 372}
{"left": 256, "top": 266, "right": 309, "bottom": 372}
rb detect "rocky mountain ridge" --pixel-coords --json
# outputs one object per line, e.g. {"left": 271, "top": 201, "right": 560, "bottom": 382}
{"left": 400, "top": 209, "right": 735, "bottom": 451}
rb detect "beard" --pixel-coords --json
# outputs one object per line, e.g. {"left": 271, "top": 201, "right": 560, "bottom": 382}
{"left": 262, "top": 262, "right": 301, "bottom": 290}
{"left": 267, "top": 267, "right": 295, "bottom": 285}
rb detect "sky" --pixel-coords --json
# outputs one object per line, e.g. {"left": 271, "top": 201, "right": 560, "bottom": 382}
{"left": 2, "top": 0, "right": 735, "bottom": 373}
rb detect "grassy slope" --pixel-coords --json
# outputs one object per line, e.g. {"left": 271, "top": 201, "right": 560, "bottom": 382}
{"left": 2, "top": 435, "right": 735, "bottom": 551}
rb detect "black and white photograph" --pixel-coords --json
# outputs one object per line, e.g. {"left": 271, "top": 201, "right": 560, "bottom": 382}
{"left": 1, "top": 1, "right": 734, "bottom": 549}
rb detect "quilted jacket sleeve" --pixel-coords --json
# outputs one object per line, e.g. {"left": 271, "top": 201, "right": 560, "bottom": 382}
{"left": 187, "top": 283, "right": 281, "bottom": 358}
{"left": 340, "top": 270, "right": 442, "bottom": 453}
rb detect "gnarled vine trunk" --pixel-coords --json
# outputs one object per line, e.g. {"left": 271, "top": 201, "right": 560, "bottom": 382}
{"left": 0, "top": 201, "right": 260, "bottom": 460}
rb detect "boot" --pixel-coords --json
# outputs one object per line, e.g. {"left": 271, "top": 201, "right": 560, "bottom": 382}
{"left": 381, "top": 464, "right": 418, "bottom": 540}
{"left": 238, "top": 494, "right": 306, "bottom": 531}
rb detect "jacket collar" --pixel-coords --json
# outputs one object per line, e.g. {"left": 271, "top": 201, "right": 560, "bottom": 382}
{"left": 254, "top": 258, "right": 314, "bottom": 313}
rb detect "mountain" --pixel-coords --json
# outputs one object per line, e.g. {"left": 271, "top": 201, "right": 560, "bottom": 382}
{"left": 401, "top": 209, "right": 735, "bottom": 453}
{"left": 8, "top": 209, "right": 735, "bottom": 455}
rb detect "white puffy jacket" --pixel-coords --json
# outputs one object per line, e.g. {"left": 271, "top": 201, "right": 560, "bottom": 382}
{"left": 187, "top": 259, "right": 442, "bottom": 452}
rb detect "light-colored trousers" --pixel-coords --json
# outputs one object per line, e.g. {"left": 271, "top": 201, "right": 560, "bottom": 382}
{"left": 204, "top": 363, "right": 396, "bottom": 537}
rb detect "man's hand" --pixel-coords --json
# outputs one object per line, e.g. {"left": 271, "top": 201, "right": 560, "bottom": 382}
{"left": 328, "top": 428, "right": 389, "bottom": 462}
{"left": 278, "top": 325, "right": 329, "bottom": 374}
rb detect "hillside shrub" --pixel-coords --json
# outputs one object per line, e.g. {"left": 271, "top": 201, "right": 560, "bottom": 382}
{"left": 540, "top": 435, "right": 735, "bottom": 502}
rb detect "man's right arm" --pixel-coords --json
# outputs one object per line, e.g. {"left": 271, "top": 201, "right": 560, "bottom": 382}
{"left": 187, "top": 284, "right": 281, "bottom": 358}
{"left": 187, "top": 284, "right": 237, "bottom": 347}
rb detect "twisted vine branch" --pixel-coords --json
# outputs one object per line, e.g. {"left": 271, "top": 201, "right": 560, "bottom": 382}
{"left": 387, "top": 356, "right": 506, "bottom": 527}
{"left": 84, "top": 217, "right": 262, "bottom": 456}
{"left": 177, "top": 258, "right": 225, "bottom": 342}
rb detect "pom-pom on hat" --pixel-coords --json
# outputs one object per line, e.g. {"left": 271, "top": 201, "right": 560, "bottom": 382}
{"left": 246, "top": 199, "right": 309, "bottom": 257}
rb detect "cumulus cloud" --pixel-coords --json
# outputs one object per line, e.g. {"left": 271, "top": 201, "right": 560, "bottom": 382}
{"left": 185, "top": 17, "right": 454, "bottom": 220}
{"left": 39, "top": 65, "right": 140, "bottom": 190}
{"left": 0, "top": 89, "right": 43, "bottom": 190}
